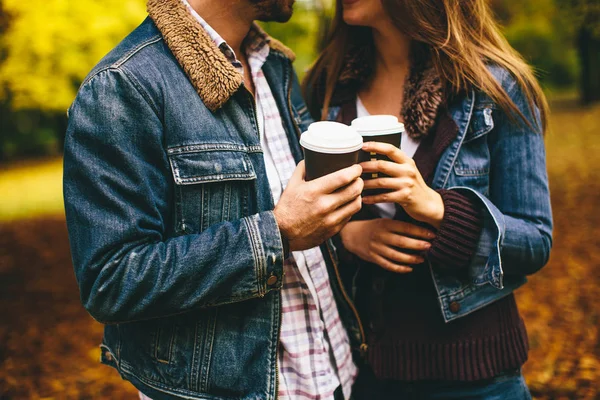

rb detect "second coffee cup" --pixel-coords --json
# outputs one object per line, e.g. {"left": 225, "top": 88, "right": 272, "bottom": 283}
{"left": 351, "top": 115, "right": 405, "bottom": 180}
{"left": 351, "top": 115, "right": 405, "bottom": 196}
{"left": 300, "top": 121, "right": 363, "bottom": 181}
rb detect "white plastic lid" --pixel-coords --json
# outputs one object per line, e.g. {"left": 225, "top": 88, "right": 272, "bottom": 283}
{"left": 351, "top": 115, "right": 405, "bottom": 136}
{"left": 300, "top": 121, "right": 363, "bottom": 154}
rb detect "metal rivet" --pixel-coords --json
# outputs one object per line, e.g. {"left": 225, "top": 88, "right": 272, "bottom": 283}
{"left": 449, "top": 301, "right": 461, "bottom": 313}
{"left": 267, "top": 275, "right": 278, "bottom": 286}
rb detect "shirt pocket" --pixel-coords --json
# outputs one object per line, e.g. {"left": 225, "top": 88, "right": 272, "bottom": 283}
{"left": 168, "top": 146, "right": 257, "bottom": 233}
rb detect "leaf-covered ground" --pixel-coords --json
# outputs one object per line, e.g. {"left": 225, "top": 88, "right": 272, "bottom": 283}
{"left": 0, "top": 104, "right": 598, "bottom": 399}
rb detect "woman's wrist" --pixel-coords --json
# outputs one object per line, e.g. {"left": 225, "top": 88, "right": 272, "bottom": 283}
{"left": 339, "top": 222, "right": 356, "bottom": 254}
{"left": 417, "top": 189, "right": 445, "bottom": 229}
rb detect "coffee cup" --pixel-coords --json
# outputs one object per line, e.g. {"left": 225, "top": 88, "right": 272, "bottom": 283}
{"left": 351, "top": 115, "right": 404, "bottom": 195}
{"left": 300, "top": 121, "right": 363, "bottom": 181}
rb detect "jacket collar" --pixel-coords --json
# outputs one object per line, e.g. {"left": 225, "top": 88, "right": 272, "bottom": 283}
{"left": 147, "top": 0, "right": 295, "bottom": 112}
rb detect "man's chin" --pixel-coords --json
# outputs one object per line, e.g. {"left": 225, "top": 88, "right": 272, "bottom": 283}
{"left": 256, "top": 0, "right": 294, "bottom": 23}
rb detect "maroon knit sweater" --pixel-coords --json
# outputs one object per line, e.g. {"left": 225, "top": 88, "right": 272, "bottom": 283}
{"left": 340, "top": 105, "right": 529, "bottom": 382}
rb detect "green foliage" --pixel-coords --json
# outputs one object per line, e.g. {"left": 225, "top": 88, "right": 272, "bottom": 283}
{"left": 260, "top": 3, "right": 320, "bottom": 80}
{"left": 493, "top": 0, "right": 580, "bottom": 88}
{"left": 503, "top": 17, "right": 579, "bottom": 87}
{"left": 0, "top": 0, "right": 147, "bottom": 161}
{"left": 0, "top": 0, "right": 147, "bottom": 112}
{"left": 555, "top": 0, "right": 600, "bottom": 37}
{"left": 0, "top": 103, "right": 66, "bottom": 160}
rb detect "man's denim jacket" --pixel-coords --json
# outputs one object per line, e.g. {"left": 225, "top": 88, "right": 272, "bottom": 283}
{"left": 63, "top": 7, "right": 323, "bottom": 399}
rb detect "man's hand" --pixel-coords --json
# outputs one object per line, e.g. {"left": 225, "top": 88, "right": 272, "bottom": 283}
{"left": 274, "top": 161, "right": 363, "bottom": 252}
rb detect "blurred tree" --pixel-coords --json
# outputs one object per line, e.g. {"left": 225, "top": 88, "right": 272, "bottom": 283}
{"left": 0, "top": 0, "right": 146, "bottom": 161}
{"left": 491, "top": 0, "right": 580, "bottom": 89}
{"left": 0, "top": 0, "right": 146, "bottom": 113}
{"left": 0, "top": 1, "right": 9, "bottom": 38}
{"left": 556, "top": 0, "right": 600, "bottom": 104}
{"left": 493, "top": 0, "right": 599, "bottom": 104}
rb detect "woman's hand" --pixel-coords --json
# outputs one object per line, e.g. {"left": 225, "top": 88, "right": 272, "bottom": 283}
{"left": 360, "top": 142, "right": 445, "bottom": 229}
{"left": 340, "top": 219, "right": 436, "bottom": 273}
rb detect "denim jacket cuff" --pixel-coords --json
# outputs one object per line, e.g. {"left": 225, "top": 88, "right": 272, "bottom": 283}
{"left": 244, "top": 211, "right": 286, "bottom": 295}
{"left": 447, "top": 186, "right": 505, "bottom": 289}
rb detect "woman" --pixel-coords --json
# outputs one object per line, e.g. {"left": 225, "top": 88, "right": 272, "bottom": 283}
{"left": 303, "top": 0, "right": 552, "bottom": 398}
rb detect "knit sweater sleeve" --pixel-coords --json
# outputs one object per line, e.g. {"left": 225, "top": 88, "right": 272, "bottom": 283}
{"left": 427, "top": 189, "right": 484, "bottom": 269}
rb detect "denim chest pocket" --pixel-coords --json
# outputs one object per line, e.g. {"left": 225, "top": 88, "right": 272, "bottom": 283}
{"left": 168, "top": 146, "right": 257, "bottom": 233}
{"left": 453, "top": 107, "right": 494, "bottom": 196}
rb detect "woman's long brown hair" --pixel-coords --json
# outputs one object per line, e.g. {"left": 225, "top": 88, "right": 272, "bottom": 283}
{"left": 303, "top": 0, "right": 549, "bottom": 131}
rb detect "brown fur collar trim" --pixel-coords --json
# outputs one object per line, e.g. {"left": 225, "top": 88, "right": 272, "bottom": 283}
{"left": 147, "top": 0, "right": 295, "bottom": 112}
{"left": 337, "top": 42, "right": 443, "bottom": 139}
{"left": 401, "top": 63, "right": 443, "bottom": 140}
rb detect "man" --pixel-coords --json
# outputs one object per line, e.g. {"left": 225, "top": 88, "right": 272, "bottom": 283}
{"left": 63, "top": 0, "right": 364, "bottom": 399}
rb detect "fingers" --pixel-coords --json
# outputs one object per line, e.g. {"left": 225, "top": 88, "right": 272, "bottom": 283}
{"left": 383, "top": 220, "right": 436, "bottom": 240}
{"left": 289, "top": 160, "right": 306, "bottom": 185}
{"left": 362, "top": 177, "right": 413, "bottom": 191}
{"left": 360, "top": 160, "right": 412, "bottom": 177}
{"left": 313, "top": 164, "right": 363, "bottom": 194}
{"left": 362, "top": 191, "right": 398, "bottom": 205}
{"left": 328, "top": 177, "right": 364, "bottom": 209}
{"left": 378, "top": 230, "right": 432, "bottom": 251}
{"left": 373, "top": 242, "right": 425, "bottom": 265}
{"left": 327, "top": 195, "right": 363, "bottom": 230}
{"left": 362, "top": 142, "right": 412, "bottom": 164}
{"left": 371, "top": 253, "right": 414, "bottom": 274}
{"left": 319, "top": 197, "right": 362, "bottom": 240}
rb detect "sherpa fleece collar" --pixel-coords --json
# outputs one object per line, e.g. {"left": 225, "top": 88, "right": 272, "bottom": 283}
{"left": 147, "top": 0, "right": 295, "bottom": 112}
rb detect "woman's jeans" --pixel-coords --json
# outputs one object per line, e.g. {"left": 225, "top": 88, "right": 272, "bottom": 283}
{"left": 353, "top": 367, "right": 532, "bottom": 400}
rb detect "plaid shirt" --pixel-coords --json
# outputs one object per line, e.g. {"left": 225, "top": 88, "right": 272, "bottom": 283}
{"left": 141, "top": 2, "right": 357, "bottom": 400}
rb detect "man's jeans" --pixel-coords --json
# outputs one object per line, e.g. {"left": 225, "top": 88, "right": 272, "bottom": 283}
{"left": 354, "top": 368, "right": 532, "bottom": 400}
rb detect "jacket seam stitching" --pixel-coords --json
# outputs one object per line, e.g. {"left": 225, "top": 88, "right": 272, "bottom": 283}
{"left": 121, "top": 67, "right": 162, "bottom": 121}
{"left": 244, "top": 215, "right": 265, "bottom": 296}
{"left": 441, "top": 90, "right": 476, "bottom": 189}
{"left": 81, "top": 36, "right": 163, "bottom": 87}
{"left": 167, "top": 144, "right": 263, "bottom": 154}
{"left": 120, "top": 361, "right": 235, "bottom": 400}
{"left": 114, "top": 36, "right": 163, "bottom": 69}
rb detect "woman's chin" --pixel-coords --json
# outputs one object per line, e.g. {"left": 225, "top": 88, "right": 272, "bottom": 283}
{"left": 342, "top": 13, "right": 373, "bottom": 27}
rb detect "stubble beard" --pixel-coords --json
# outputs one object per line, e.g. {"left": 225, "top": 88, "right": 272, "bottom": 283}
{"left": 250, "top": 0, "right": 295, "bottom": 22}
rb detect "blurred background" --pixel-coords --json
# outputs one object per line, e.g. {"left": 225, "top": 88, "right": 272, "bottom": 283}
{"left": 0, "top": 0, "right": 598, "bottom": 398}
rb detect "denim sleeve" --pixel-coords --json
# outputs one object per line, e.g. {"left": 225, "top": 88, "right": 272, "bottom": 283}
{"left": 466, "top": 75, "right": 553, "bottom": 280}
{"left": 64, "top": 68, "right": 284, "bottom": 324}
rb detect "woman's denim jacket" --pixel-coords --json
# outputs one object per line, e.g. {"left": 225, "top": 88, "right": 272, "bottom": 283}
{"left": 63, "top": 17, "right": 320, "bottom": 400}
{"left": 328, "top": 64, "right": 553, "bottom": 327}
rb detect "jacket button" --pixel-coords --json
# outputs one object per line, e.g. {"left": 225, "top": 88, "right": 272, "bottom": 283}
{"left": 267, "top": 275, "right": 279, "bottom": 286}
{"left": 104, "top": 351, "right": 113, "bottom": 361}
{"left": 449, "top": 301, "right": 461, "bottom": 313}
